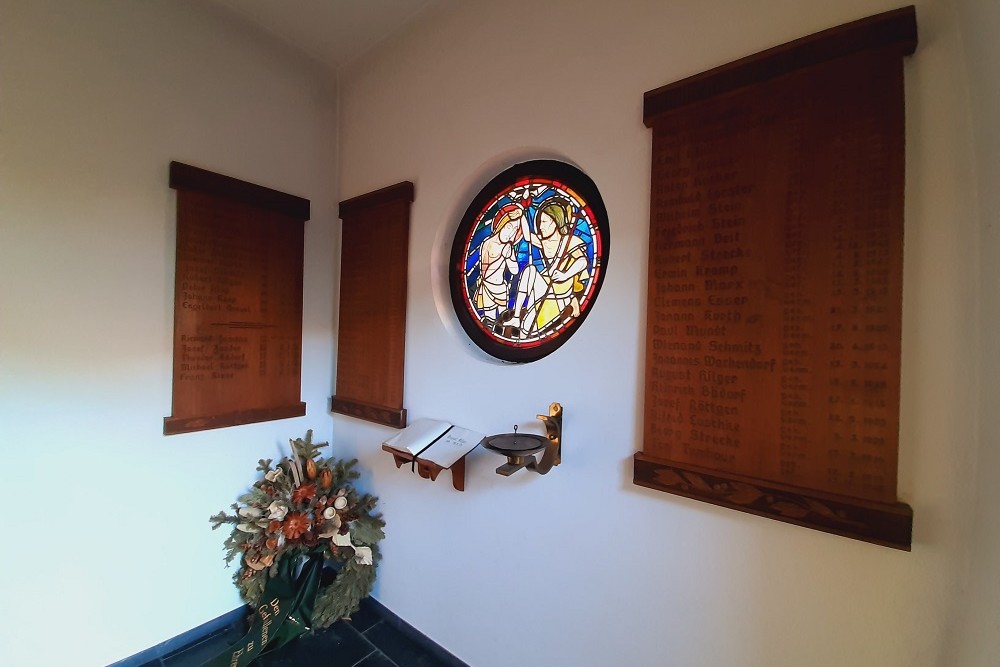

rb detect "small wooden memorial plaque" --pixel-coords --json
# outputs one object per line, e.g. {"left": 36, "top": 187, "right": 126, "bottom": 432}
{"left": 164, "top": 162, "right": 308, "bottom": 435}
{"left": 634, "top": 7, "right": 917, "bottom": 549}
{"left": 332, "top": 182, "right": 413, "bottom": 428}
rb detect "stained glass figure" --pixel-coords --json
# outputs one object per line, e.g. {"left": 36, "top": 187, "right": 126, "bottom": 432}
{"left": 449, "top": 160, "right": 610, "bottom": 362}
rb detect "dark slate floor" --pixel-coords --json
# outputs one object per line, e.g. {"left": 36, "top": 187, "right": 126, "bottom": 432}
{"left": 145, "top": 600, "right": 459, "bottom": 667}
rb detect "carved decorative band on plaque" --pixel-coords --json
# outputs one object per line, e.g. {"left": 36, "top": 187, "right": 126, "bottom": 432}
{"left": 634, "top": 7, "right": 917, "bottom": 549}
{"left": 165, "top": 162, "right": 308, "bottom": 435}
{"left": 332, "top": 182, "right": 413, "bottom": 429}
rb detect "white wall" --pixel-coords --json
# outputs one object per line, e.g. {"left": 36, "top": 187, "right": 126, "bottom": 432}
{"left": 0, "top": 1, "right": 338, "bottom": 665}
{"left": 948, "top": 0, "right": 1000, "bottom": 663}
{"left": 335, "top": 0, "right": 993, "bottom": 665}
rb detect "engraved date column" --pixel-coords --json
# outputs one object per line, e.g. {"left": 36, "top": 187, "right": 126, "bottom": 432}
{"left": 778, "top": 115, "right": 812, "bottom": 485}
{"left": 824, "top": 119, "right": 897, "bottom": 502}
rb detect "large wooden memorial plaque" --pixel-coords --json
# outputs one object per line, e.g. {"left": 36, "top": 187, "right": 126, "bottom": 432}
{"left": 164, "top": 162, "right": 308, "bottom": 435}
{"left": 331, "top": 182, "right": 413, "bottom": 428}
{"left": 633, "top": 8, "right": 917, "bottom": 549}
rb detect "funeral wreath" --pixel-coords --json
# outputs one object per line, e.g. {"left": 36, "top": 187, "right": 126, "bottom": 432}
{"left": 209, "top": 430, "right": 385, "bottom": 630}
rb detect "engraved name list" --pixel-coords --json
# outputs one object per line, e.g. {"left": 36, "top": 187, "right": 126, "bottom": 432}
{"left": 643, "top": 63, "right": 902, "bottom": 503}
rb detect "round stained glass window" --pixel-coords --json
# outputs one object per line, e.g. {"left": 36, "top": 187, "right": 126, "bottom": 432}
{"left": 449, "top": 160, "right": 610, "bottom": 363}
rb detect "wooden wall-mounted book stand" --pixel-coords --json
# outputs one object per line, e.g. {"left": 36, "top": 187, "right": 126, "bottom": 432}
{"left": 381, "top": 444, "right": 470, "bottom": 492}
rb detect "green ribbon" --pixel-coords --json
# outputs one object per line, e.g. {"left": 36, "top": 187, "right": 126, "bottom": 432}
{"left": 201, "top": 553, "right": 323, "bottom": 667}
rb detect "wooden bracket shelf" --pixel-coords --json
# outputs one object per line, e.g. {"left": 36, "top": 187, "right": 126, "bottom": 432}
{"left": 381, "top": 444, "right": 470, "bottom": 492}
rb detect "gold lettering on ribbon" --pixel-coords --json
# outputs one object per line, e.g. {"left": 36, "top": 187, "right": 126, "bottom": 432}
{"left": 261, "top": 616, "right": 273, "bottom": 646}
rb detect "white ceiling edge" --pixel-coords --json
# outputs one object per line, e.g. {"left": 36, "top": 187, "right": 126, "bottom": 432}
{"left": 203, "top": 0, "right": 442, "bottom": 73}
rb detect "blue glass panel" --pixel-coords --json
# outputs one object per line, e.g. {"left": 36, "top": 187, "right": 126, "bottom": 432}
{"left": 465, "top": 247, "right": 480, "bottom": 275}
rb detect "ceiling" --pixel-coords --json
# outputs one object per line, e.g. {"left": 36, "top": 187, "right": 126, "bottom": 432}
{"left": 206, "top": 0, "right": 439, "bottom": 71}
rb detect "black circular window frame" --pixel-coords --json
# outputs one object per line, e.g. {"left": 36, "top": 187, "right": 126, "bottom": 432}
{"left": 449, "top": 160, "right": 611, "bottom": 363}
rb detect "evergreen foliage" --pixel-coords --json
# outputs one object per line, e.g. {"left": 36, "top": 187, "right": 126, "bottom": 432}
{"left": 209, "top": 430, "right": 385, "bottom": 627}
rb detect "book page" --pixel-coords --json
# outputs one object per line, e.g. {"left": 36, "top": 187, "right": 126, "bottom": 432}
{"left": 383, "top": 418, "right": 451, "bottom": 456}
{"left": 417, "top": 426, "right": 485, "bottom": 468}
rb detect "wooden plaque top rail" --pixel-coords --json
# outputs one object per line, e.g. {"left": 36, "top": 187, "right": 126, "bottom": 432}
{"left": 169, "top": 161, "right": 311, "bottom": 220}
{"left": 643, "top": 5, "right": 917, "bottom": 125}
{"left": 339, "top": 181, "right": 415, "bottom": 219}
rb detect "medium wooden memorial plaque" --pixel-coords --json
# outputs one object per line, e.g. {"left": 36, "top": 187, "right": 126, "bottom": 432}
{"left": 164, "top": 162, "right": 308, "bottom": 435}
{"left": 633, "top": 8, "right": 917, "bottom": 549}
{"left": 331, "top": 182, "right": 413, "bottom": 428}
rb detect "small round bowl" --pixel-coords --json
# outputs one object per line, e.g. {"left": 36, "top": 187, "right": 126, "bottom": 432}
{"left": 482, "top": 432, "right": 548, "bottom": 457}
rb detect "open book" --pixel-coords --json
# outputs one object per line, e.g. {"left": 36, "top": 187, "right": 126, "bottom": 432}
{"left": 383, "top": 418, "right": 485, "bottom": 469}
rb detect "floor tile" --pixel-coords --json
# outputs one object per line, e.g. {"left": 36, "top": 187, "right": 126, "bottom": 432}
{"left": 258, "top": 622, "right": 377, "bottom": 667}
{"left": 353, "top": 651, "right": 398, "bottom": 667}
{"left": 345, "top": 600, "right": 382, "bottom": 633}
{"left": 363, "top": 623, "right": 446, "bottom": 667}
